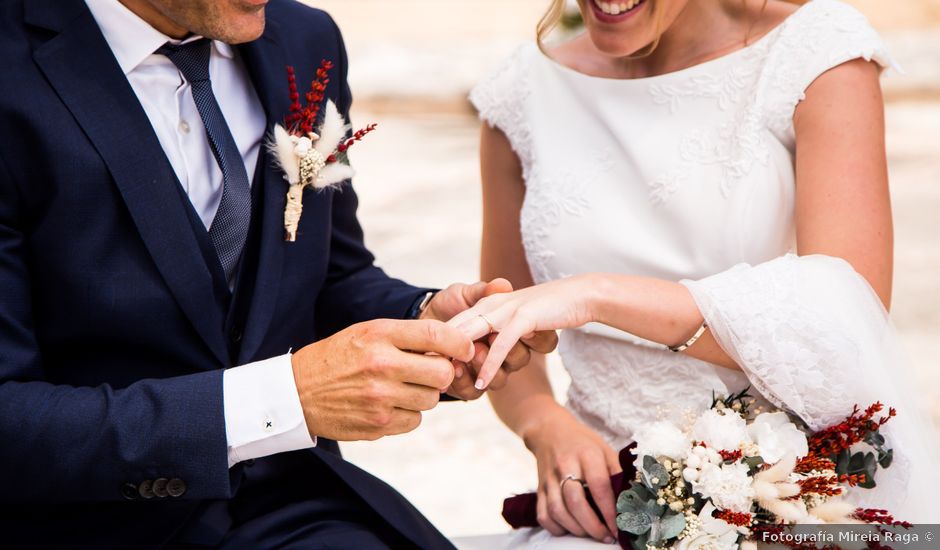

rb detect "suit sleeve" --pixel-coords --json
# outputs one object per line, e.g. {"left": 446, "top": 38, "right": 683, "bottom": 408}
{"left": 314, "top": 17, "right": 431, "bottom": 337}
{"left": 0, "top": 153, "right": 231, "bottom": 502}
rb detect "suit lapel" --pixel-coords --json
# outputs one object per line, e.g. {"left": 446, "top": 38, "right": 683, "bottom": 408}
{"left": 30, "top": 4, "right": 230, "bottom": 366}
{"left": 235, "top": 25, "right": 291, "bottom": 364}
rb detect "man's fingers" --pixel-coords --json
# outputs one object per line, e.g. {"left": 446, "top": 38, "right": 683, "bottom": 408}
{"left": 486, "top": 367, "right": 510, "bottom": 391}
{"left": 389, "top": 319, "right": 474, "bottom": 362}
{"left": 522, "top": 330, "right": 559, "bottom": 354}
{"left": 389, "top": 383, "right": 442, "bottom": 413}
{"left": 455, "top": 281, "right": 489, "bottom": 308}
{"left": 392, "top": 352, "right": 457, "bottom": 390}
{"left": 384, "top": 409, "right": 423, "bottom": 436}
{"left": 562, "top": 476, "right": 611, "bottom": 541}
{"left": 501, "top": 340, "right": 532, "bottom": 373}
{"left": 482, "top": 277, "right": 513, "bottom": 297}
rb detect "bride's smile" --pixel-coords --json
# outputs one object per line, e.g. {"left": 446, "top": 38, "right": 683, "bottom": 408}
{"left": 589, "top": 0, "right": 648, "bottom": 22}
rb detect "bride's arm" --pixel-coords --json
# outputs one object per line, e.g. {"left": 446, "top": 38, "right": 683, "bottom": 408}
{"left": 478, "top": 119, "right": 557, "bottom": 438}
{"left": 457, "top": 58, "right": 893, "bottom": 390}
{"left": 480, "top": 124, "right": 620, "bottom": 542}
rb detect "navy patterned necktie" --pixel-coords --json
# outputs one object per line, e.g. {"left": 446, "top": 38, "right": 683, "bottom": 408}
{"left": 158, "top": 38, "right": 252, "bottom": 285}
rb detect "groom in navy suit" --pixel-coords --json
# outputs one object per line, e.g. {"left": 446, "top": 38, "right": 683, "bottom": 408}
{"left": 0, "top": 0, "right": 556, "bottom": 548}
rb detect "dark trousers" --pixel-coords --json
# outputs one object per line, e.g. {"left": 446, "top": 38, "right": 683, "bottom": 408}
{"left": 171, "top": 452, "right": 423, "bottom": 550}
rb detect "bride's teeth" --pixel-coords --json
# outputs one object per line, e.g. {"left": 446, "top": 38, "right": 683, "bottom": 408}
{"left": 595, "top": 0, "right": 641, "bottom": 16}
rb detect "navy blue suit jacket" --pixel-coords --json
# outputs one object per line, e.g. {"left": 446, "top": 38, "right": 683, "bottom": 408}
{"left": 0, "top": 0, "right": 449, "bottom": 547}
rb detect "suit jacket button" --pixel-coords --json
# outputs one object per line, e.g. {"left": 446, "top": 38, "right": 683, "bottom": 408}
{"left": 152, "top": 477, "right": 169, "bottom": 498}
{"left": 167, "top": 478, "right": 187, "bottom": 498}
{"left": 230, "top": 328, "right": 243, "bottom": 343}
{"left": 138, "top": 479, "right": 155, "bottom": 499}
{"left": 121, "top": 482, "right": 139, "bottom": 500}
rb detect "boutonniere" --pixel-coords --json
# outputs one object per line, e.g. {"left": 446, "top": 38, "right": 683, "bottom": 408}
{"left": 269, "top": 61, "right": 377, "bottom": 242}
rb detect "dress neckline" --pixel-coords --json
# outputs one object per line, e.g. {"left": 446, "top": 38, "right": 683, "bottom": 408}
{"left": 537, "top": 0, "right": 815, "bottom": 83}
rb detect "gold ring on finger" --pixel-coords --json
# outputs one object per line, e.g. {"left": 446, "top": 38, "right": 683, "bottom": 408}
{"left": 478, "top": 313, "right": 496, "bottom": 334}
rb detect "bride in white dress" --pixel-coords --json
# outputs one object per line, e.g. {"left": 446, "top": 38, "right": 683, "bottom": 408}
{"left": 455, "top": 0, "right": 940, "bottom": 547}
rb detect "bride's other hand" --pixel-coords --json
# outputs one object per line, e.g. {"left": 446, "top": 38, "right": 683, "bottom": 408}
{"left": 525, "top": 405, "right": 621, "bottom": 543}
{"left": 448, "top": 276, "right": 596, "bottom": 389}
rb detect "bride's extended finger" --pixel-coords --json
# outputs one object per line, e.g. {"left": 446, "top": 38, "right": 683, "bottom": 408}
{"left": 445, "top": 296, "right": 502, "bottom": 331}
{"left": 473, "top": 322, "right": 526, "bottom": 390}
{"left": 451, "top": 310, "right": 498, "bottom": 342}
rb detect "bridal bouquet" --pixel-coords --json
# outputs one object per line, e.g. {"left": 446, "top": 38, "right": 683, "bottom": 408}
{"left": 615, "top": 390, "right": 905, "bottom": 550}
{"left": 502, "top": 390, "right": 908, "bottom": 550}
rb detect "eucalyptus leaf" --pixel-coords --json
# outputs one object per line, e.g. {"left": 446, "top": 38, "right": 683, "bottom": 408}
{"left": 865, "top": 431, "right": 885, "bottom": 447}
{"left": 847, "top": 452, "right": 866, "bottom": 473}
{"left": 642, "top": 457, "right": 670, "bottom": 490}
{"left": 631, "top": 481, "right": 652, "bottom": 501}
{"left": 643, "top": 498, "right": 666, "bottom": 517}
{"left": 631, "top": 533, "right": 650, "bottom": 550}
{"left": 617, "top": 487, "right": 649, "bottom": 514}
{"left": 617, "top": 511, "right": 652, "bottom": 535}
{"left": 660, "top": 512, "right": 686, "bottom": 539}
{"left": 878, "top": 448, "right": 894, "bottom": 469}
{"left": 835, "top": 449, "right": 850, "bottom": 475}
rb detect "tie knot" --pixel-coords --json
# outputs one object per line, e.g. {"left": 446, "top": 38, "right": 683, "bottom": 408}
{"left": 158, "top": 38, "right": 212, "bottom": 83}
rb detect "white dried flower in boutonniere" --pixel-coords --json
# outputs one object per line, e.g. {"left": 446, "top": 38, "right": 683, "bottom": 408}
{"left": 269, "top": 62, "right": 377, "bottom": 242}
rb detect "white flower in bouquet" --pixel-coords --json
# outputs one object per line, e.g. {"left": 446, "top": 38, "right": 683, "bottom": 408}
{"left": 691, "top": 409, "right": 750, "bottom": 451}
{"left": 676, "top": 503, "right": 741, "bottom": 550}
{"left": 747, "top": 412, "right": 808, "bottom": 463}
{"left": 695, "top": 462, "right": 754, "bottom": 513}
{"left": 634, "top": 420, "right": 692, "bottom": 462}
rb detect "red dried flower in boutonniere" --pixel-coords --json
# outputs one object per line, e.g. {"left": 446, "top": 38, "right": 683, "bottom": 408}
{"left": 269, "top": 60, "right": 378, "bottom": 242}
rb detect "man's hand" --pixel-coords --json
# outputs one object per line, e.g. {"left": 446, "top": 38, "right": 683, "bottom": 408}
{"left": 291, "top": 319, "right": 474, "bottom": 441}
{"left": 421, "top": 279, "right": 558, "bottom": 400}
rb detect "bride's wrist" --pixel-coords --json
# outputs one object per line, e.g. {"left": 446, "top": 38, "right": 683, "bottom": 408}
{"left": 576, "top": 272, "right": 617, "bottom": 326}
{"left": 519, "top": 403, "right": 574, "bottom": 451}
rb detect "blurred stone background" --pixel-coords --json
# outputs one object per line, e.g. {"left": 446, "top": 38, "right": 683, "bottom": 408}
{"left": 305, "top": 0, "right": 940, "bottom": 538}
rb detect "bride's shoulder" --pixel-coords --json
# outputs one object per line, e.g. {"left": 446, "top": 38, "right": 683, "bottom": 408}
{"left": 758, "top": 0, "right": 893, "bottom": 136}
{"left": 469, "top": 43, "right": 540, "bottom": 121}
{"left": 468, "top": 43, "right": 541, "bottom": 158}
{"left": 768, "top": 0, "right": 885, "bottom": 48}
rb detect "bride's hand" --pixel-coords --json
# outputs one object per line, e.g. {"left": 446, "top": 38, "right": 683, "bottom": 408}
{"left": 447, "top": 275, "right": 596, "bottom": 389}
{"left": 524, "top": 406, "right": 621, "bottom": 543}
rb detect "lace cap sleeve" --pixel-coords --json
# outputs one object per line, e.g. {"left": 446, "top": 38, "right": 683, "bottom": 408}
{"left": 764, "top": 0, "right": 896, "bottom": 136}
{"left": 469, "top": 45, "right": 534, "bottom": 171}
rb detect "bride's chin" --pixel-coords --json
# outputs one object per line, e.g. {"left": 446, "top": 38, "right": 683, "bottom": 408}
{"left": 586, "top": 29, "right": 652, "bottom": 59}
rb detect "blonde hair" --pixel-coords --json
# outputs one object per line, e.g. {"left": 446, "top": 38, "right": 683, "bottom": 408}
{"left": 536, "top": 0, "right": 808, "bottom": 56}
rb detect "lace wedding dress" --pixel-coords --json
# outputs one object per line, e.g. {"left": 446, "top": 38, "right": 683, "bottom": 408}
{"left": 458, "top": 1, "right": 939, "bottom": 547}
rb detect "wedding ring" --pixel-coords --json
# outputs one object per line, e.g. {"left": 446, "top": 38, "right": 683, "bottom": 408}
{"left": 478, "top": 314, "right": 496, "bottom": 334}
{"left": 560, "top": 474, "right": 585, "bottom": 491}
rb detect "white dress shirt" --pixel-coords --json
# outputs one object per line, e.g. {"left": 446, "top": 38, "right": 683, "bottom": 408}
{"left": 85, "top": 0, "right": 315, "bottom": 467}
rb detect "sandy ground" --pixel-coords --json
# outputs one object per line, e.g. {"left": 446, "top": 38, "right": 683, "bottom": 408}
{"left": 302, "top": 0, "right": 940, "bottom": 538}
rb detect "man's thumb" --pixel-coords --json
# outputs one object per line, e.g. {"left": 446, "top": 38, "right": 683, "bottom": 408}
{"left": 483, "top": 277, "right": 513, "bottom": 297}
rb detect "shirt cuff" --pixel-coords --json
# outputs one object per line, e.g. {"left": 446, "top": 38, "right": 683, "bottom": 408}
{"left": 222, "top": 353, "right": 316, "bottom": 468}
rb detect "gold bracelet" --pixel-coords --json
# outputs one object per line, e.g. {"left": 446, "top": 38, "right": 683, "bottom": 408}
{"left": 667, "top": 321, "right": 708, "bottom": 353}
